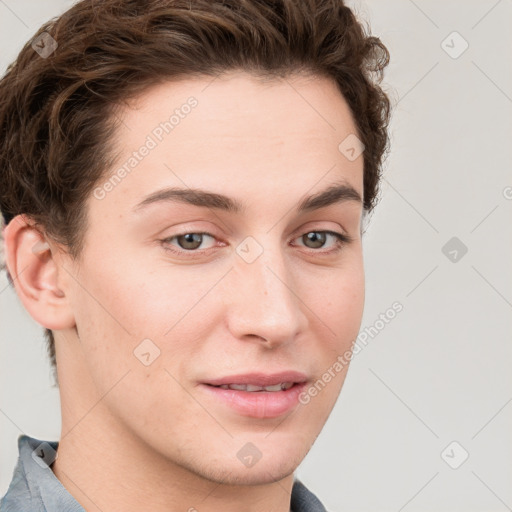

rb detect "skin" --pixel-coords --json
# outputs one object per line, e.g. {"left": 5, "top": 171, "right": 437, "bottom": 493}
{"left": 5, "top": 71, "right": 365, "bottom": 512}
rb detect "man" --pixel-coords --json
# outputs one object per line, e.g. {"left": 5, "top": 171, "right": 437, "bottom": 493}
{"left": 0, "top": 0, "right": 390, "bottom": 510}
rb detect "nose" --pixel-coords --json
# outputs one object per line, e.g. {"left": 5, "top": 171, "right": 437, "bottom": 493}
{"left": 225, "top": 242, "right": 308, "bottom": 348}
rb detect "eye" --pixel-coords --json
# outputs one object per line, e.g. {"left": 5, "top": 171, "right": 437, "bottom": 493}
{"left": 294, "top": 230, "right": 351, "bottom": 252}
{"left": 160, "top": 229, "right": 351, "bottom": 259}
{"left": 162, "top": 232, "right": 217, "bottom": 251}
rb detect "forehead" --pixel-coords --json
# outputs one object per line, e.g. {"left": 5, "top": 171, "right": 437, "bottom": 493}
{"left": 119, "top": 71, "right": 359, "bottom": 141}
{"left": 90, "top": 71, "right": 363, "bottom": 220}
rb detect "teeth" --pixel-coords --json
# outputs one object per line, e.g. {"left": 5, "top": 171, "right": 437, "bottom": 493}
{"left": 230, "top": 383, "right": 252, "bottom": 391}
{"left": 263, "top": 383, "right": 284, "bottom": 392}
{"left": 246, "top": 384, "right": 264, "bottom": 391}
{"left": 215, "top": 382, "right": 294, "bottom": 392}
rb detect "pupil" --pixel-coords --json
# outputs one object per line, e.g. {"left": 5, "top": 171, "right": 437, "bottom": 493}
{"left": 179, "top": 233, "right": 202, "bottom": 250}
{"left": 304, "top": 232, "right": 326, "bottom": 248}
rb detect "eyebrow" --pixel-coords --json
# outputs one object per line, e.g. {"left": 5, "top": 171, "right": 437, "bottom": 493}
{"left": 132, "top": 182, "right": 362, "bottom": 215}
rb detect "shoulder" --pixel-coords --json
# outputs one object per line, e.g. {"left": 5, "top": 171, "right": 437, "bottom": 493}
{"left": 1, "top": 435, "right": 42, "bottom": 511}
{"left": 291, "top": 477, "right": 329, "bottom": 512}
{"left": 1, "top": 434, "right": 82, "bottom": 512}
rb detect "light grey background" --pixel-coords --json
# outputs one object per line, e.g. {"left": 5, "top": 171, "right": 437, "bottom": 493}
{"left": 1, "top": 1, "right": 511, "bottom": 510}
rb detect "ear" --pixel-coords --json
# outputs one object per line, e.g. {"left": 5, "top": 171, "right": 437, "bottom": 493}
{"left": 3, "top": 215, "right": 76, "bottom": 331}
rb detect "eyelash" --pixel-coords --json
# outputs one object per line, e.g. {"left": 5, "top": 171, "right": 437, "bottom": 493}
{"left": 160, "top": 230, "right": 353, "bottom": 258}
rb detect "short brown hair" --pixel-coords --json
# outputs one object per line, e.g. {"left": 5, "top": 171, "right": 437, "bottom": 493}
{"left": 0, "top": 0, "right": 391, "bottom": 380}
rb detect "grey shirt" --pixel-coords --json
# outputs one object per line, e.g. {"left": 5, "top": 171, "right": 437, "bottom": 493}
{"left": 1, "top": 435, "right": 328, "bottom": 512}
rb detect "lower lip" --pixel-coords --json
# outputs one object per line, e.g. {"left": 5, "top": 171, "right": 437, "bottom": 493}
{"left": 199, "top": 383, "right": 307, "bottom": 419}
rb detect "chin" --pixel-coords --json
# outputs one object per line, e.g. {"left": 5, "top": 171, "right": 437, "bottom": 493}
{"left": 236, "top": 443, "right": 309, "bottom": 484}
{"left": 200, "top": 459, "right": 298, "bottom": 487}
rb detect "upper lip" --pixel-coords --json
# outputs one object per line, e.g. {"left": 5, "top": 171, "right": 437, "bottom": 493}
{"left": 203, "top": 371, "right": 308, "bottom": 387}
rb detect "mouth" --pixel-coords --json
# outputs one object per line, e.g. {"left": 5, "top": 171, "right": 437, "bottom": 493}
{"left": 207, "top": 382, "right": 296, "bottom": 392}
{"left": 199, "top": 372, "right": 308, "bottom": 419}
{"left": 202, "top": 370, "right": 308, "bottom": 388}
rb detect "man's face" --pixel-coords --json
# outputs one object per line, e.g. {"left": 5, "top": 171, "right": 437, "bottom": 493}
{"left": 58, "top": 71, "right": 365, "bottom": 484}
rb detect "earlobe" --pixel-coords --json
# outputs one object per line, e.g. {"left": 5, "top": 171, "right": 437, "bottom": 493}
{"left": 3, "top": 215, "right": 75, "bottom": 330}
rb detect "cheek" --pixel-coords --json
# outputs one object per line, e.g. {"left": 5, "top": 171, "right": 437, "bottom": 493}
{"left": 301, "top": 264, "right": 364, "bottom": 413}
{"left": 304, "top": 258, "right": 365, "bottom": 343}
{"left": 70, "top": 257, "right": 227, "bottom": 367}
